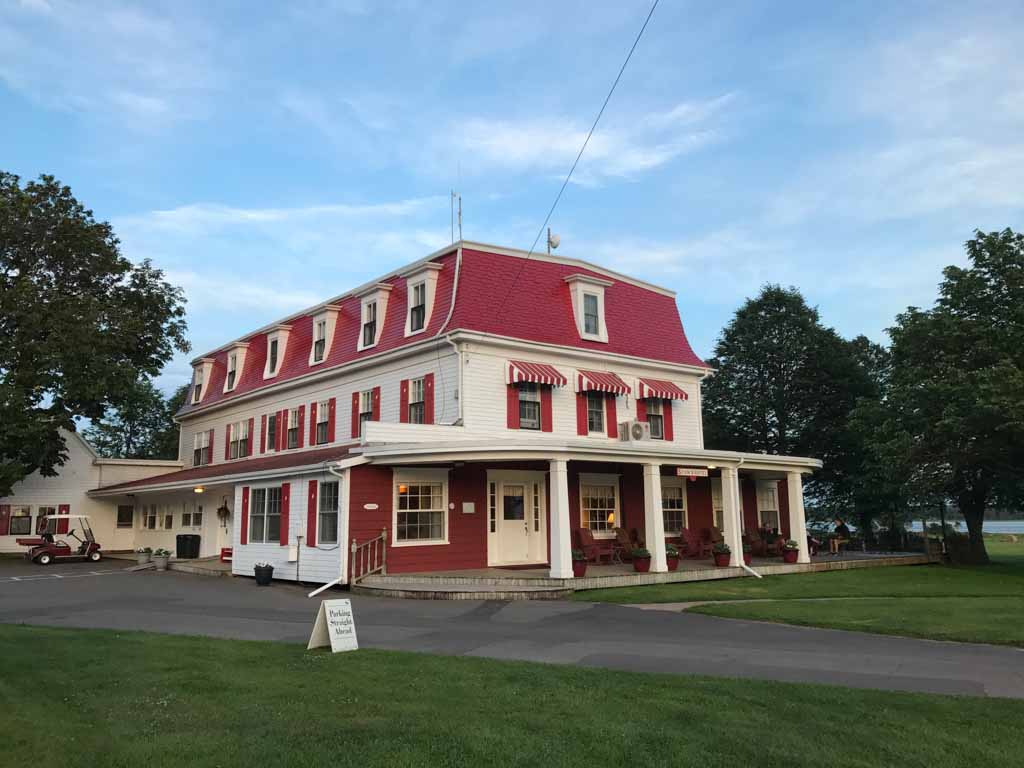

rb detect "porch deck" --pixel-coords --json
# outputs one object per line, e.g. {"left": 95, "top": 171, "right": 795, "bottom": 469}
{"left": 355, "top": 551, "right": 933, "bottom": 600}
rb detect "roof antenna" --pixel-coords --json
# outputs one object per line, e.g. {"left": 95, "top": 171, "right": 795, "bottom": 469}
{"left": 450, "top": 190, "right": 456, "bottom": 243}
{"left": 547, "top": 227, "right": 560, "bottom": 254}
{"left": 457, "top": 193, "right": 462, "bottom": 242}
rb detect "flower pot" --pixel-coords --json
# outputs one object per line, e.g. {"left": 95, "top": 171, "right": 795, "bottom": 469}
{"left": 136, "top": 552, "right": 151, "bottom": 565}
{"left": 152, "top": 555, "right": 169, "bottom": 572}
{"left": 783, "top": 549, "right": 799, "bottom": 564}
{"left": 633, "top": 556, "right": 651, "bottom": 573}
{"left": 743, "top": 552, "right": 752, "bottom": 566}
{"left": 714, "top": 553, "right": 731, "bottom": 567}
{"left": 254, "top": 565, "right": 274, "bottom": 586}
{"left": 666, "top": 556, "right": 680, "bottom": 572}
{"left": 572, "top": 560, "right": 588, "bottom": 578}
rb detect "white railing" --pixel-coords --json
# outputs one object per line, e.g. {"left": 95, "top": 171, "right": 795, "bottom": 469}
{"left": 350, "top": 528, "right": 387, "bottom": 583}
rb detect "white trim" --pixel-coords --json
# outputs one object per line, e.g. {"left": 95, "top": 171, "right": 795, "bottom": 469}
{"left": 263, "top": 325, "right": 292, "bottom": 380}
{"left": 565, "top": 275, "right": 610, "bottom": 344}
{"left": 223, "top": 343, "right": 248, "bottom": 393}
{"left": 403, "top": 262, "right": 443, "bottom": 338}
{"left": 485, "top": 469, "right": 547, "bottom": 566}
{"left": 191, "top": 358, "right": 215, "bottom": 404}
{"left": 357, "top": 286, "right": 392, "bottom": 352}
{"left": 308, "top": 306, "right": 340, "bottom": 367}
{"left": 391, "top": 468, "right": 450, "bottom": 548}
{"left": 660, "top": 476, "right": 689, "bottom": 534}
{"left": 578, "top": 472, "right": 621, "bottom": 539}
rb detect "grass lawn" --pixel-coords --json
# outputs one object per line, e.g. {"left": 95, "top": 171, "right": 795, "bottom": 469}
{"left": 1, "top": 625, "right": 1021, "bottom": 768}
{"left": 574, "top": 537, "right": 1024, "bottom": 647}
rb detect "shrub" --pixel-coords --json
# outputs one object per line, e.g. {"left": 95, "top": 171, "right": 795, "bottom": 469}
{"left": 632, "top": 548, "right": 651, "bottom": 559}
{"left": 665, "top": 545, "right": 679, "bottom": 558}
{"left": 712, "top": 542, "right": 731, "bottom": 555}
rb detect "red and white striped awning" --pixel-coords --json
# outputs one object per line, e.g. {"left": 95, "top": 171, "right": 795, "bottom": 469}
{"left": 637, "top": 378, "right": 689, "bottom": 400}
{"left": 507, "top": 360, "right": 568, "bottom": 387}
{"left": 577, "top": 370, "right": 631, "bottom": 395}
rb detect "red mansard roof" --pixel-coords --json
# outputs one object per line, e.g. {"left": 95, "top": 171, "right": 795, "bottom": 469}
{"left": 179, "top": 244, "right": 707, "bottom": 416}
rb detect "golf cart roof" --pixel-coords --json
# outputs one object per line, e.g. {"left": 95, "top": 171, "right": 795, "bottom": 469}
{"left": 42, "top": 514, "right": 92, "bottom": 520}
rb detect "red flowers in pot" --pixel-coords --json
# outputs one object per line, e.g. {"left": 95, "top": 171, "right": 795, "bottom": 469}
{"left": 632, "top": 548, "right": 652, "bottom": 572}
{"left": 712, "top": 543, "right": 732, "bottom": 567}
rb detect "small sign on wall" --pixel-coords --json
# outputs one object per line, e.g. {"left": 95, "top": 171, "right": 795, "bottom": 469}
{"left": 307, "top": 599, "right": 359, "bottom": 653}
{"left": 363, "top": 503, "right": 379, "bottom": 511}
{"left": 462, "top": 502, "right": 475, "bottom": 514}
{"left": 676, "top": 467, "right": 709, "bottom": 478}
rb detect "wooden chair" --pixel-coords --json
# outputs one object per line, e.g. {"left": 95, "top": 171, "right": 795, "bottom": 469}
{"left": 630, "top": 527, "right": 645, "bottom": 549}
{"left": 612, "top": 527, "right": 634, "bottom": 562}
{"left": 575, "top": 528, "right": 607, "bottom": 564}
{"left": 680, "top": 527, "right": 711, "bottom": 559}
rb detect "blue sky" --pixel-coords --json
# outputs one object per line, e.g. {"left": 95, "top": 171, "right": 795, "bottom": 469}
{"left": 3, "top": 0, "right": 1022, "bottom": 392}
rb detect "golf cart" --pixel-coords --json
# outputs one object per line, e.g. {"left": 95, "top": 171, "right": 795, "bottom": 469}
{"left": 18, "top": 514, "right": 103, "bottom": 565}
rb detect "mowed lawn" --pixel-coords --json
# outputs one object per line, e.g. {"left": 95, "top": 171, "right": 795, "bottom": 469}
{"left": 575, "top": 538, "right": 1024, "bottom": 647}
{"left": 1, "top": 625, "right": 1021, "bottom": 768}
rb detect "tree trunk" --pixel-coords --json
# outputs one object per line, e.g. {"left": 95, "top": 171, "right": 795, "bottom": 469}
{"left": 957, "top": 497, "right": 990, "bottom": 564}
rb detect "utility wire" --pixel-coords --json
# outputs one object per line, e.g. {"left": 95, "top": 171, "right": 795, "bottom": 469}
{"left": 493, "top": 0, "right": 660, "bottom": 322}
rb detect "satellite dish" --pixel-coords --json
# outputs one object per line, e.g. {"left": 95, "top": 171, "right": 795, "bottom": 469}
{"left": 548, "top": 232, "right": 561, "bottom": 250}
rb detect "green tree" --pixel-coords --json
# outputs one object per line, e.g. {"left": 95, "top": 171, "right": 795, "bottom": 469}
{"left": 0, "top": 172, "right": 189, "bottom": 495}
{"left": 84, "top": 380, "right": 185, "bottom": 460}
{"left": 886, "top": 229, "right": 1024, "bottom": 563}
{"left": 702, "top": 285, "right": 881, "bottom": 513}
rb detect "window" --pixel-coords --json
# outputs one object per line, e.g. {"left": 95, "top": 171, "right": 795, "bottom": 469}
{"left": 116, "top": 505, "right": 134, "bottom": 528}
{"left": 586, "top": 392, "right": 605, "bottom": 434}
{"left": 662, "top": 484, "right": 687, "bottom": 533}
{"left": 9, "top": 506, "right": 31, "bottom": 535}
{"left": 488, "top": 482, "right": 497, "bottom": 534}
{"left": 287, "top": 408, "right": 299, "bottom": 449}
{"left": 267, "top": 413, "right": 277, "bottom": 452}
{"left": 249, "top": 487, "right": 282, "bottom": 543}
{"left": 581, "top": 484, "right": 617, "bottom": 533}
{"left": 758, "top": 483, "right": 780, "bottom": 532}
{"left": 583, "top": 293, "right": 600, "bottom": 335}
{"left": 532, "top": 482, "right": 541, "bottom": 533}
{"left": 193, "top": 431, "right": 210, "bottom": 466}
{"left": 315, "top": 401, "right": 330, "bottom": 445}
{"left": 228, "top": 420, "right": 249, "bottom": 459}
{"left": 409, "top": 282, "right": 426, "bottom": 332}
{"left": 408, "top": 378, "right": 425, "bottom": 424}
{"left": 313, "top": 319, "right": 327, "bottom": 362}
{"left": 359, "top": 391, "right": 373, "bottom": 436}
{"left": 362, "top": 301, "right": 377, "bottom": 348}
{"left": 396, "top": 482, "right": 445, "bottom": 542}
{"left": 518, "top": 383, "right": 540, "bottom": 430}
{"left": 38, "top": 506, "right": 57, "bottom": 533}
{"left": 226, "top": 353, "right": 237, "bottom": 390}
{"left": 182, "top": 511, "right": 191, "bottom": 527}
{"left": 711, "top": 480, "right": 724, "bottom": 531}
{"left": 163, "top": 511, "right": 174, "bottom": 530}
{"left": 193, "top": 368, "right": 204, "bottom": 403}
{"left": 183, "top": 506, "right": 203, "bottom": 528}
{"left": 268, "top": 337, "right": 279, "bottom": 375}
{"left": 144, "top": 505, "right": 157, "bottom": 530}
{"left": 318, "top": 481, "right": 339, "bottom": 544}
{"left": 646, "top": 400, "right": 664, "bottom": 440}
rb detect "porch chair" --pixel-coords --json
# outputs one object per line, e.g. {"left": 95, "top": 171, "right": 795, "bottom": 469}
{"left": 575, "top": 528, "right": 609, "bottom": 564}
{"left": 680, "top": 527, "right": 712, "bottom": 559}
{"left": 612, "top": 527, "right": 634, "bottom": 563}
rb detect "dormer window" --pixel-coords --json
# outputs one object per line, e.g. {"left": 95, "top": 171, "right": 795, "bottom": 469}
{"left": 191, "top": 358, "right": 215, "bottom": 404}
{"left": 402, "top": 262, "right": 442, "bottom": 337}
{"left": 565, "top": 274, "right": 612, "bottom": 343}
{"left": 357, "top": 284, "right": 392, "bottom": 351}
{"left": 262, "top": 325, "right": 292, "bottom": 379}
{"left": 583, "top": 293, "right": 600, "bottom": 335}
{"left": 409, "top": 283, "right": 426, "bottom": 332}
{"left": 268, "top": 337, "right": 279, "bottom": 374}
{"left": 313, "top": 319, "right": 327, "bottom": 362}
{"left": 362, "top": 302, "right": 377, "bottom": 348}
{"left": 193, "top": 369, "right": 204, "bottom": 403}
{"left": 226, "top": 353, "right": 238, "bottom": 391}
{"left": 308, "top": 306, "right": 339, "bottom": 367}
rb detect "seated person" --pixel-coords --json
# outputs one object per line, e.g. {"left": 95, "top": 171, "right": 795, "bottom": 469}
{"left": 829, "top": 518, "right": 851, "bottom": 555}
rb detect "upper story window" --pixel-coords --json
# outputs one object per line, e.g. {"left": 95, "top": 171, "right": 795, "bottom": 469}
{"left": 315, "top": 400, "right": 329, "bottom": 444}
{"left": 361, "top": 302, "right": 377, "bottom": 348}
{"left": 357, "top": 284, "right": 392, "bottom": 351}
{"left": 192, "top": 368, "right": 204, "bottom": 403}
{"left": 228, "top": 420, "right": 249, "bottom": 459}
{"left": 359, "top": 391, "right": 373, "bottom": 435}
{"left": 226, "top": 353, "right": 238, "bottom": 391}
{"left": 287, "top": 408, "right": 299, "bottom": 449}
{"left": 192, "top": 431, "right": 210, "bottom": 466}
{"left": 267, "top": 413, "right": 277, "bottom": 452}
{"left": 313, "top": 319, "right": 327, "bottom": 362}
{"left": 586, "top": 392, "right": 605, "bottom": 434}
{"left": 263, "top": 325, "right": 292, "bottom": 379}
{"left": 402, "top": 262, "right": 442, "bottom": 337}
{"left": 583, "top": 293, "right": 600, "bottom": 335}
{"left": 408, "top": 378, "right": 425, "bottom": 424}
{"left": 268, "top": 337, "right": 280, "bottom": 375}
{"left": 646, "top": 400, "right": 664, "bottom": 440}
{"left": 518, "top": 383, "right": 541, "bottom": 430}
{"left": 409, "top": 282, "right": 426, "bottom": 333}
{"left": 565, "top": 274, "right": 612, "bottom": 343}
{"left": 308, "top": 306, "right": 339, "bottom": 366}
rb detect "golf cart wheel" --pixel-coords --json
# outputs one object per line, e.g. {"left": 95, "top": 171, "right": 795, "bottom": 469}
{"left": 37, "top": 553, "right": 53, "bottom": 566}
{"left": 89, "top": 551, "right": 102, "bottom": 562}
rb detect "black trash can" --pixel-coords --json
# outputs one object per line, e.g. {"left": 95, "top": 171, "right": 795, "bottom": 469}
{"left": 176, "top": 534, "right": 201, "bottom": 559}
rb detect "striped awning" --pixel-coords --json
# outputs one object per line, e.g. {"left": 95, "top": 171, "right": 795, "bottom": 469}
{"left": 577, "top": 370, "right": 631, "bottom": 395}
{"left": 507, "top": 360, "right": 568, "bottom": 387}
{"left": 637, "top": 378, "right": 688, "bottom": 400}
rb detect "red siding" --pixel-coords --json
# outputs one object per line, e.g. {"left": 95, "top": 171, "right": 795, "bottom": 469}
{"left": 741, "top": 478, "right": 759, "bottom": 532}
{"left": 685, "top": 476, "right": 714, "bottom": 535}
{"left": 280, "top": 482, "right": 291, "bottom": 546}
{"left": 306, "top": 479, "right": 318, "bottom": 547}
{"left": 240, "top": 487, "right": 250, "bottom": 545}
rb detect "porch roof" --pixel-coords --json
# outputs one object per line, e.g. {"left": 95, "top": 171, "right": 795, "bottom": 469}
{"left": 88, "top": 444, "right": 359, "bottom": 497}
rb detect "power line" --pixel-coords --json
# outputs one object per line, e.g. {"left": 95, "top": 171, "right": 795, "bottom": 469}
{"left": 493, "top": 0, "right": 660, "bottom": 322}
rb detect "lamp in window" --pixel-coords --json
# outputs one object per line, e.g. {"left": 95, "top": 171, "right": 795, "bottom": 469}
{"left": 607, "top": 512, "right": 615, "bottom": 526}
{"left": 398, "top": 484, "right": 408, "bottom": 494}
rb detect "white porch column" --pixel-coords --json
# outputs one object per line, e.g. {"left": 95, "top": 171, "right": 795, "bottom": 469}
{"left": 549, "top": 459, "right": 573, "bottom": 578}
{"left": 721, "top": 466, "right": 745, "bottom": 567}
{"left": 642, "top": 463, "right": 668, "bottom": 572}
{"left": 787, "top": 471, "right": 811, "bottom": 564}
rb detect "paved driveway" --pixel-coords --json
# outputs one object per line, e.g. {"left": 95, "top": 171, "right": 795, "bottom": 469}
{"left": 1, "top": 569, "right": 1021, "bottom": 699}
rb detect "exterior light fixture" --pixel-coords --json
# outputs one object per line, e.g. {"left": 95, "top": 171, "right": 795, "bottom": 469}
{"left": 194, "top": 486, "right": 205, "bottom": 494}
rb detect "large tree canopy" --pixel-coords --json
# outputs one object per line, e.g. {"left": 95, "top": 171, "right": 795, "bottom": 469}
{"left": 885, "top": 229, "right": 1024, "bottom": 563}
{"left": 84, "top": 381, "right": 187, "bottom": 461}
{"left": 0, "top": 172, "right": 189, "bottom": 496}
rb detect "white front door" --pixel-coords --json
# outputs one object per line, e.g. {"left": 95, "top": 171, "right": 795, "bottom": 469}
{"left": 499, "top": 485, "right": 530, "bottom": 563}
{"left": 489, "top": 472, "right": 547, "bottom": 566}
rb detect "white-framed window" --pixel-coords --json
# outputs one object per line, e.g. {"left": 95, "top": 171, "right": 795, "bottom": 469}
{"left": 518, "top": 383, "right": 541, "bottom": 430}
{"left": 757, "top": 482, "right": 780, "bottom": 532}
{"left": 9, "top": 506, "right": 32, "bottom": 535}
{"left": 711, "top": 479, "right": 724, "bottom": 531}
{"left": 393, "top": 471, "right": 448, "bottom": 545}
{"left": 228, "top": 420, "right": 249, "bottom": 459}
{"left": 116, "top": 505, "right": 134, "bottom": 529}
{"left": 661, "top": 482, "right": 687, "bottom": 534}
{"left": 192, "top": 431, "right": 210, "bottom": 466}
{"left": 313, "top": 318, "right": 327, "bottom": 363}
{"left": 488, "top": 481, "right": 497, "bottom": 534}
{"left": 144, "top": 505, "right": 157, "bottom": 530}
{"left": 583, "top": 293, "right": 600, "bottom": 335}
{"left": 409, "top": 282, "right": 426, "bottom": 333}
{"left": 532, "top": 482, "right": 541, "bottom": 533}
{"left": 586, "top": 392, "right": 605, "bottom": 434}
{"left": 359, "top": 390, "right": 373, "bottom": 436}
{"left": 565, "top": 274, "right": 611, "bottom": 343}
{"left": 249, "top": 486, "right": 282, "bottom": 543}
{"left": 163, "top": 509, "right": 174, "bottom": 530}
{"left": 579, "top": 475, "right": 619, "bottom": 536}
{"left": 286, "top": 408, "right": 299, "bottom": 449}
{"left": 646, "top": 400, "right": 664, "bottom": 440}
{"left": 267, "top": 335, "right": 280, "bottom": 376}
{"left": 192, "top": 368, "right": 204, "bottom": 403}
{"left": 315, "top": 400, "right": 330, "bottom": 445}
{"left": 38, "top": 506, "right": 57, "bottom": 534}
{"left": 408, "top": 378, "right": 425, "bottom": 424}
{"left": 182, "top": 505, "right": 203, "bottom": 528}
{"left": 266, "top": 413, "right": 277, "bottom": 453}
{"left": 361, "top": 301, "right": 377, "bottom": 349}
{"left": 318, "top": 481, "right": 339, "bottom": 544}
{"left": 226, "top": 353, "right": 238, "bottom": 391}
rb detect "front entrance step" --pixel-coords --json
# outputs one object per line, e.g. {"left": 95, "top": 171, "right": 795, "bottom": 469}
{"left": 167, "top": 558, "right": 233, "bottom": 578}
{"left": 352, "top": 580, "right": 572, "bottom": 601}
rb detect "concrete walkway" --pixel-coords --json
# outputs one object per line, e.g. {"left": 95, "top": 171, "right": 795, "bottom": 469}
{"left": 1, "top": 569, "right": 1022, "bottom": 699}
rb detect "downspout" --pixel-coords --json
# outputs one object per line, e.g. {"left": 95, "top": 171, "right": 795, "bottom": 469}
{"left": 437, "top": 243, "right": 464, "bottom": 426}
{"left": 733, "top": 457, "right": 762, "bottom": 579}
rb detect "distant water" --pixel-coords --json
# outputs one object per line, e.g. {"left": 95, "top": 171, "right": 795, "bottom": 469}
{"left": 907, "top": 520, "right": 1024, "bottom": 535}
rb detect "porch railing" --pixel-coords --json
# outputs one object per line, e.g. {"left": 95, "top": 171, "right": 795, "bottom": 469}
{"left": 350, "top": 528, "right": 387, "bottom": 584}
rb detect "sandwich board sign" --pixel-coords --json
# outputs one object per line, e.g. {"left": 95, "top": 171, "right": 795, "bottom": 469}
{"left": 307, "top": 599, "right": 359, "bottom": 652}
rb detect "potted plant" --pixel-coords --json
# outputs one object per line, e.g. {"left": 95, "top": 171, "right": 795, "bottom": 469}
{"left": 254, "top": 561, "right": 274, "bottom": 586}
{"left": 571, "top": 549, "right": 588, "bottom": 578}
{"left": 743, "top": 543, "right": 753, "bottom": 566}
{"left": 783, "top": 540, "right": 800, "bottom": 563}
{"left": 135, "top": 547, "right": 152, "bottom": 565}
{"left": 152, "top": 548, "right": 171, "bottom": 571}
{"left": 712, "top": 542, "right": 731, "bottom": 567}
{"left": 666, "top": 544, "right": 680, "bottom": 572}
{"left": 631, "top": 547, "right": 652, "bottom": 573}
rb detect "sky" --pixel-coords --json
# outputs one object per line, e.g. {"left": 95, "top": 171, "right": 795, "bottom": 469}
{"left": 2, "top": 0, "right": 1022, "bottom": 392}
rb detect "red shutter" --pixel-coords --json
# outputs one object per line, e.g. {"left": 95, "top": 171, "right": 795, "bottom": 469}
{"left": 307, "top": 479, "right": 318, "bottom": 547}
{"left": 208, "top": 428, "right": 215, "bottom": 462}
{"left": 297, "top": 405, "right": 306, "bottom": 448}
{"left": 576, "top": 392, "right": 588, "bottom": 436}
{"left": 0, "top": 505, "right": 9, "bottom": 536}
{"left": 351, "top": 392, "right": 360, "bottom": 438}
{"left": 372, "top": 386, "right": 381, "bottom": 421}
{"left": 240, "top": 487, "right": 250, "bottom": 545}
{"left": 260, "top": 414, "right": 267, "bottom": 454}
{"left": 224, "top": 424, "right": 231, "bottom": 461}
{"left": 507, "top": 385, "right": 520, "bottom": 430}
{"left": 541, "top": 386, "right": 553, "bottom": 432}
{"left": 309, "top": 401, "right": 318, "bottom": 443}
{"left": 277, "top": 410, "right": 287, "bottom": 451}
{"left": 280, "top": 482, "right": 291, "bottom": 546}
{"left": 57, "top": 504, "right": 70, "bottom": 534}
{"left": 636, "top": 398, "right": 647, "bottom": 423}
{"left": 247, "top": 417, "right": 255, "bottom": 456}
{"left": 663, "top": 399, "right": 674, "bottom": 442}
{"left": 606, "top": 396, "right": 618, "bottom": 439}
{"left": 399, "top": 379, "right": 409, "bottom": 424}
{"left": 327, "top": 397, "right": 337, "bottom": 442}
{"left": 424, "top": 373, "right": 435, "bottom": 425}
